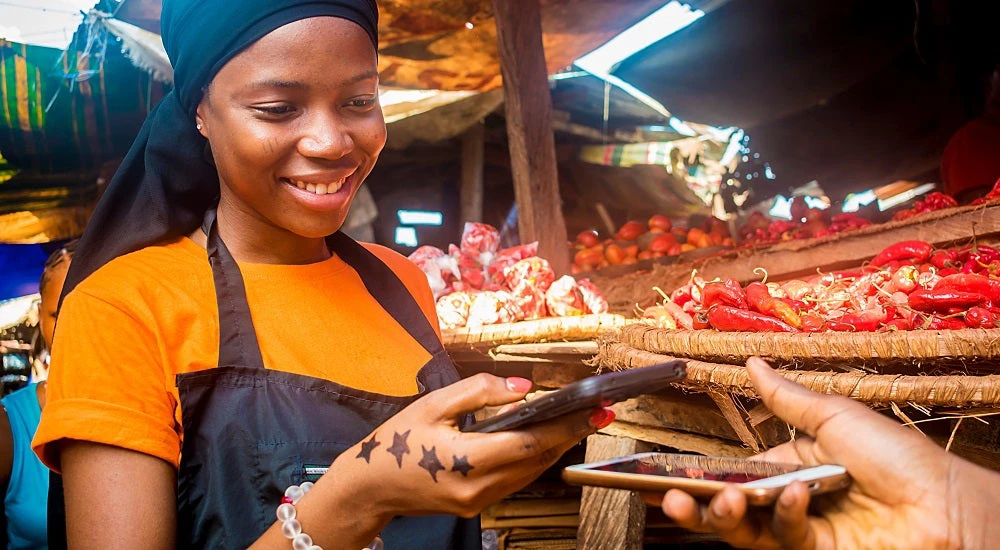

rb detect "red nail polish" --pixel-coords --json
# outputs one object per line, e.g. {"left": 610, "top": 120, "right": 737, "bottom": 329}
{"left": 506, "top": 377, "right": 532, "bottom": 393}
{"left": 589, "top": 408, "right": 615, "bottom": 429}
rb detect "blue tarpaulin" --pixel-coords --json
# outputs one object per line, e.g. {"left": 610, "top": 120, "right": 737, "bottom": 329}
{"left": 0, "top": 244, "right": 51, "bottom": 300}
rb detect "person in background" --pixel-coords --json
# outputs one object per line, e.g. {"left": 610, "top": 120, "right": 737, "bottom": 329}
{"left": 0, "top": 241, "right": 75, "bottom": 549}
{"left": 659, "top": 357, "right": 1000, "bottom": 549}
{"left": 941, "top": 65, "right": 1000, "bottom": 204}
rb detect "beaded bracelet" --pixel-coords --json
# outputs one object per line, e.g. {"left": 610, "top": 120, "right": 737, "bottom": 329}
{"left": 277, "top": 482, "right": 384, "bottom": 550}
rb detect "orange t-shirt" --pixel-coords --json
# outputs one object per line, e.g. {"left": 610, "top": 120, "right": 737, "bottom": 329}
{"left": 33, "top": 237, "right": 440, "bottom": 471}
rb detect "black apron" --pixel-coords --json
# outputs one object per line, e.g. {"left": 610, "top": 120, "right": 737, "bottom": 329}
{"left": 48, "top": 210, "right": 481, "bottom": 549}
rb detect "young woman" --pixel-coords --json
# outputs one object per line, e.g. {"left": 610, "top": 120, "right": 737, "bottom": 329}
{"left": 0, "top": 242, "right": 75, "bottom": 548}
{"left": 31, "top": 1, "right": 613, "bottom": 548}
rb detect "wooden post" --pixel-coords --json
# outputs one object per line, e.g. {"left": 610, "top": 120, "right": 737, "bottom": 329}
{"left": 460, "top": 122, "right": 485, "bottom": 223}
{"left": 492, "top": 0, "right": 571, "bottom": 274}
{"left": 577, "top": 434, "right": 651, "bottom": 549}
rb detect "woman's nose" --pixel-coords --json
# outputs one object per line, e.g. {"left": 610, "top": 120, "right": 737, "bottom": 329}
{"left": 297, "top": 114, "right": 354, "bottom": 160}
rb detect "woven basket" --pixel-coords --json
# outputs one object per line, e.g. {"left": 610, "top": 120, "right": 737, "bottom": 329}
{"left": 442, "top": 314, "right": 633, "bottom": 353}
{"left": 598, "top": 340, "right": 1000, "bottom": 407}
{"left": 613, "top": 324, "right": 1000, "bottom": 371}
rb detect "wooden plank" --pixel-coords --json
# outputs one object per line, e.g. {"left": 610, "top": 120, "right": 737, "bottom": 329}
{"left": 494, "top": 341, "right": 600, "bottom": 356}
{"left": 707, "top": 390, "right": 762, "bottom": 452}
{"left": 482, "top": 515, "right": 579, "bottom": 529}
{"left": 485, "top": 499, "right": 579, "bottom": 518}
{"left": 577, "top": 434, "right": 652, "bottom": 550}
{"left": 492, "top": 0, "right": 570, "bottom": 275}
{"left": 532, "top": 363, "right": 595, "bottom": 388}
{"left": 600, "top": 421, "right": 755, "bottom": 458}
{"left": 609, "top": 390, "right": 788, "bottom": 446}
{"left": 460, "top": 122, "right": 485, "bottom": 223}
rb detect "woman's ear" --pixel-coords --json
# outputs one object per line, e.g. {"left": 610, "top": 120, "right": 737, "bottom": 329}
{"left": 195, "top": 101, "right": 208, "bottom": 138}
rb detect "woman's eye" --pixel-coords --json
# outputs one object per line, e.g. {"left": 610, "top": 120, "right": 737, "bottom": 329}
{"left": 253, "top": 104, "right": 296, "bottom": 116}
{"left": 348, "top": 97, "right": 377, "bottom": 109}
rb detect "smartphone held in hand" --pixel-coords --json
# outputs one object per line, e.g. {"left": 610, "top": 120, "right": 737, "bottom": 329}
{"left": 463, "top": 361, "right": 687, "bottom": 434}
{"left": 563, "top": 453, "right": 850, "bottom": 506}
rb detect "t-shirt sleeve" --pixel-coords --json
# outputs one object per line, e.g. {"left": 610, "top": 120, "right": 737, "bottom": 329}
{"left": 32, "top": 289, "right": 179, "bottom": 472}
{"left": 363, "top": 244, "right": 442, "bottom": 340}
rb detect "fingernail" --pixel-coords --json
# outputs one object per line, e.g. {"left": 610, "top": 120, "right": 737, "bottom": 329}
{"left": 506, "top": 377, "right": 532, "bottom": 393}
{"left": 589, "top": 408, "right": 615, "bottom": 429}
{"left": 779, "top": 486, "right": 798, "bottom": 508}
{"left": 747, "top": 356, "right": 768, "bottom": 369}
{"left": 712, "top": 498, "right": 729, "bottom": 517}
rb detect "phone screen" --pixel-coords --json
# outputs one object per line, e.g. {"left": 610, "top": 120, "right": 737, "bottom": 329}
{"left": 588, "top": 454, "right": 804, "bottom": 484}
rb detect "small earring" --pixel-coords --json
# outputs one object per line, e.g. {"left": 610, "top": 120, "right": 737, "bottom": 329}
{"left": 196, "top": 122, "right": 203, "bottom": 131}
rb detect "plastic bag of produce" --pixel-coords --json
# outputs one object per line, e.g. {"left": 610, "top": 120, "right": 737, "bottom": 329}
{"left": 467, "top": 290, "right": 520, "bottom": 327}
{"left": 436, "top": 291, "right": 475, "bottom": 330}
{"left": 460, "top": 222, "right": 501, "bottom": 266}
{"left": 577, "top": 279, "right": 609, "bottom": 314}
{"left": 449, "top": 244, "right": 487, "bottom": 290}
{"left": 509, "top": 280, "right": 548, "bottom": 321}
{"left": 545, "top": 276, "right": 586, "bottom": 317}
{"left": 408, "top": 245, "right": 460, "bottom": 298}
{"left": 487, "top": 242, "right": 539, "bottom": 285}
{"left": 504, "top": 257, "right": 556, "bottom": 293}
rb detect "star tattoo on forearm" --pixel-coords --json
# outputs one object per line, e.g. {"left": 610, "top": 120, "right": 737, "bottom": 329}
{"left": 418, "top": 446, "right": 446, "bottom": 481}
{"left": 386, "top": 430, "right": 411, "bottom": 468}
{"left": 356, "top": 434, "right": 381, "bottom": 463}
{"left": 451, "top": 455, "right": 474, "bottom": 477}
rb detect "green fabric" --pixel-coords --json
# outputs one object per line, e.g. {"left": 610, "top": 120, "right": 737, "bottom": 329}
{"left": 0, "top": 35, "right": 168, "bottom": 174}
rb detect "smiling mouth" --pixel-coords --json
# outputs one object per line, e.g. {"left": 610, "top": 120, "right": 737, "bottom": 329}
{"left": 282, "top": 177, "right": 348, "bottom": 196}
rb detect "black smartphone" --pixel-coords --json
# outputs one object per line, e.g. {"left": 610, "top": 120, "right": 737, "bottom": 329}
{"left": 563, "top": 453, "right": 850, "bottom": 506}
{"left": 462, "top": 360, "right": 687, "bottom": 433}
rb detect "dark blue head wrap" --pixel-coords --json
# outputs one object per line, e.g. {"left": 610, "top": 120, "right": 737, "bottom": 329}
{"left": 62, "top": 0, "right": 379, "bottom": 298}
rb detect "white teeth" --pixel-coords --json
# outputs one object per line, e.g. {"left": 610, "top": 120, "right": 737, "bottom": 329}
{"left": 287, "top": 178, "right": 346, "bottom": 195}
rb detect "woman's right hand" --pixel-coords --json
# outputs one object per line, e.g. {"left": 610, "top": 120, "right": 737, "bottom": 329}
{"left": 337, "top": 372, "right": 612, "bottom": 519}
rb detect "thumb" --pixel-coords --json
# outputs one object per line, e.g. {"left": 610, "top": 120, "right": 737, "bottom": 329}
{"left": 746, "top": 356, "right": 868, "bottom": 438}
{"left": 422, "top": 373, "right": 532, "bottom": 421}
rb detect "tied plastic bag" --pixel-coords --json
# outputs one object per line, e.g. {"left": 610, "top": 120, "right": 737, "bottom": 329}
{"left": 509, "top": 280, "right": 548, "bottom": 321}
{"left": 408, "top": 246, "right": 460, "bottom": 298}
{"left": 449, "top": 244, "right": 486, "bottom": 290}
{"left": 488, "top": 242, "right": 539, "bottom": 285}
{"left": 545, "top": 276, "right": 587, "bottom": 317}
{"left": 460, "top": 222, "right": 501, "bottom": 266}
{"left": 436, "top": 291, "right": 475, "bottom": 330}
{"left": 503, "top": 257, "right": 556, "bottom": 294}
{"left": 577, "top": 279, "right": 609, "bottom": 314}
{"left": 467, "top": 291, "right": 520, "bottom": 327}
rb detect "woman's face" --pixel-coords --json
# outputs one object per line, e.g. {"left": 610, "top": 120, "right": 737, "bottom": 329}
{"left": 40, "top": 255, "right": 70, "bottom": 350}
{"left": 196, "top": 17, "right": 386, "bottom": 240}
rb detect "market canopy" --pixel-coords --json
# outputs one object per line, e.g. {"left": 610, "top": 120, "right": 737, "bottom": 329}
{"left": 613, "top": 0, "right": 1000, "bottom": 199}
{"left": 112, "top": 0, "right": 667, "bottom": 91}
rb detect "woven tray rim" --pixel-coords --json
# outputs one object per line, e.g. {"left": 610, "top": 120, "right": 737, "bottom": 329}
{"left": 442, "top": 313, "right": 633, "bottom": 348}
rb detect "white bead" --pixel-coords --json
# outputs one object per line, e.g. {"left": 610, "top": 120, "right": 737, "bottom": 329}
{"left": 285, "top": 485, "right": 305, "bottom": 503}
{"left": 309, "top": 546, "right": 322, "bottom": 550}
{"left": 292, "top": 533, "right": 313, "bottom": 550}
{"left": 300, "top": 481, "right": 314, "bottom": 493}
{"left": 276, "top": 503, "right": 296, "bottom": 522}
{"left": 367, "top": 536, "right": 384, "bottom": 550}
{"left": 281, "top": 518, "right": 302, "bottom": 539}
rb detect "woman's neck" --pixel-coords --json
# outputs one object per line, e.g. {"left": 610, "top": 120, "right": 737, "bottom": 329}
{"left": 200, "top": 197, "right": 332, "bottom": 265}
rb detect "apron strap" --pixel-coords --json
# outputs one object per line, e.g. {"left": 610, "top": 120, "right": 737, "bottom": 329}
{"left": 202, "top": 209, "right": 266, "bottom": 370}
{"left": 327, "top": 232, "right": 445, "bottom": 356}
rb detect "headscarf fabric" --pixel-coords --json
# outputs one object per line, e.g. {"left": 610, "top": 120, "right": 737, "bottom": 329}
{"left": 62, "top": 0, "right": 378, "bottom": 300}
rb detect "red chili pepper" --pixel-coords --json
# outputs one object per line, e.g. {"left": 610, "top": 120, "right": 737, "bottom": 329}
{"left": 745, "top": 283, "right": 802, "bottom": 328}
{"left": 692, "top": 310, "right": 711, "bottom": 330}
{"left": 775, "top": 298, "right": 808, "bottom": 313}
{"left": 826, "top": 320, "right": 855, "bottom": 332}
{"left": 882, "top": 318, "right": 911, "bottom": 331}
{"left": 707, "top": 305, "right": 798, "bottom": 332}
{"left": 663, "top": 301, "right": 694, "bottom": 330}
{"left": 926, "top": 316, "right": 967, "bottom": 330}
{"left": 938, "top": 268, "right": 959, "bottom": 277}
{"left": 870, "top": 241, "right": 933, "bottom": 268}
{"left": 702, "top": 278, "right": 748, "bottom": 310}
{"left": 930, "top": 249, "right": 958, "bottom": 269}
{"left": 908, "top": 288, "right": 988, "bottom": 313}
{"left": 800, "top": 314, "right": 825, "bottom": 332}
{"left": 673, "top": 292, "right": 693, "bottom": 308}
{"left": 986, "top": 177, "right": 1000, "bottom": 200}
{"left": 965, "top": 306, "right": 998, "bottom": 329}
{"left": 933, "top": 273, "right": 1000, "bottom": 303}
{"left": 837, "top": 309, "right": 888, "bottom": 332}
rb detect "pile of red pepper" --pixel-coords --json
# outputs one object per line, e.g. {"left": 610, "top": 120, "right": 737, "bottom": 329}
{"left": 892, "top": 192, "right": 959, "bottom": 222}
{"left": 642, "top": 240, "right": 1000, "bottom": 332}
{"left": 739, "top": 209, "right": 872, "bottom": 246}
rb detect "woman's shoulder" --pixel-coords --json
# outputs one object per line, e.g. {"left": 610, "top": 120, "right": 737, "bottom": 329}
{"left": 68, "top": 237, "right": 210, "bottom": 308}
{"left": 360, "top": 243, "right": 425, "bottom": 283}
